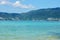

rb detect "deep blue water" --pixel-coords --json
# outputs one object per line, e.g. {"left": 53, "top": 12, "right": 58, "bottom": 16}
{"left": 0, "top": 21, "right": 60, "bottom": 40}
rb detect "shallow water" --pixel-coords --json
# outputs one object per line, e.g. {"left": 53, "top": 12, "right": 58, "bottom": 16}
{"left": 0, "top": 21, "right": 60, "bottom": 40}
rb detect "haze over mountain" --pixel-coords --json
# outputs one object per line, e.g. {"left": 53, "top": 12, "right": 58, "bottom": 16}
{"left": 0, "top": 7, "right": 60, "bottom": 21}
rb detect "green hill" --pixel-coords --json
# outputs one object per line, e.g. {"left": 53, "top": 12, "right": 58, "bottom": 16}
{"left": 0, "top": 7, "right": 60, "bottom": 21}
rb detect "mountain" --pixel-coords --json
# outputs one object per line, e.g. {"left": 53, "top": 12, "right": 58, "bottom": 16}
{"left": 0, "top": 7, "right": 60, "bottom": 21}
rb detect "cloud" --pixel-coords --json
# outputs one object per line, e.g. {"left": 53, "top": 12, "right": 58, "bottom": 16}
{"left": 13, "top": 1, "right": 21, "bottom": 7}
{"left": 13, "top": 1, "right": 35, "bottom": 9}
{"left": 0, "top": 1, "right": 7, "bottom": 4}
{"left": 0, "top": 0, "right": 35, "bottom": 9}
{"left": 0, "top": 0, "right": 12, "bottom": 5}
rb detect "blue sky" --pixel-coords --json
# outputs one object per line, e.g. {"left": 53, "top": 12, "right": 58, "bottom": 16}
{"left": 0, "top": 0, "right": 60, "bottom": 13}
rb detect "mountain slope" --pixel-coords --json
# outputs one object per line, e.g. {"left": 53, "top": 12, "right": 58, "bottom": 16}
{"left": 0, "top": 7, "right": 60, "bottom": 21}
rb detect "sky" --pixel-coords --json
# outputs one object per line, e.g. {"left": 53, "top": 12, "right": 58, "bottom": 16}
{"left": 0, "top": 0, "right": 60, "bottom": 13}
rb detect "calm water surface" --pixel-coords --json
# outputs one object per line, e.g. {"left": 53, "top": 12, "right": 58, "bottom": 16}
{"left": 0, "top": 21, "right": 60, "bottom": 40}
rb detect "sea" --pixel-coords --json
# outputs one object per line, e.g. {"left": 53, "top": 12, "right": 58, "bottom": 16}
{"left": 0, "top": 21, "right": 60, "bottom": 40}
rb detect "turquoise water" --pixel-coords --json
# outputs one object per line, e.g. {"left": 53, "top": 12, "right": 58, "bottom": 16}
{"left": 0, "top": 21, "right": 60, "bottom": 40}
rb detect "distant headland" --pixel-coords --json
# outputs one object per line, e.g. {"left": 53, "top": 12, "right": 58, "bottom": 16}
{"left": 0, "top": 7, "right": 60, "bottom": 21}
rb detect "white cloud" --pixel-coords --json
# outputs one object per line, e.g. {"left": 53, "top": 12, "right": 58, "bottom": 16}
{"left": 0, "top": 0, "right": 11, "bottom": 5}
{"left": 13, "top": 1, "right": 35, "bottom": 9}
{"left": 0, "top": 0, "right": 35, "bottom": 9}
{"left": 13, "top": 1, "right": 21, "bottom": 7}
{"left": 0, "top": 1, "right": 7, "bottom": 4}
